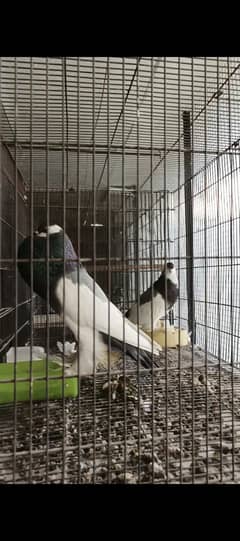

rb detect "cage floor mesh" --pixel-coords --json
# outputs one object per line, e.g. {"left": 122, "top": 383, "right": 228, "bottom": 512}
{"left": 0, "top": 346, "right": 240, "bottom": 484}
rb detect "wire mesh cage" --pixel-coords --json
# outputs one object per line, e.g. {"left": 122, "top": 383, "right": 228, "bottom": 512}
{"left": 0, "top": 57, "right": 240, "bottom": 484}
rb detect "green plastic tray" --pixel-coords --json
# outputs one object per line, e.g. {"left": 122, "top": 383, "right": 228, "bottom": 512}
{"left": 0, "top": 360, "right": 78, "bottom": 404}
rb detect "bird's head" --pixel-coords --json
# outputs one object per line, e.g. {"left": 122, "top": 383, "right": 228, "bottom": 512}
{"left": 162, "top": 261, "right": 178, "bottom": 286}
{"left": 34, "top": 224, "right": 63, "bottom": 237}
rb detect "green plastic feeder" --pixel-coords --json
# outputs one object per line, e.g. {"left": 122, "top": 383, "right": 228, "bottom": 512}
{"left": 0, "top": 360, "right": 78, "bottom": 404}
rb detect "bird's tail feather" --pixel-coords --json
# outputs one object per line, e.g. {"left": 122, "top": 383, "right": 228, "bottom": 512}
{"left": 100, "top": 333, "right": 160, "bottom": 369}
{"left": 123, "top": 316, "right": 161, "bottom": 356}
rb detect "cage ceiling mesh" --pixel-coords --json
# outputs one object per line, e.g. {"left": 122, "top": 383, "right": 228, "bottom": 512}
{"left": 1, "top": 57, "right": 240, "bottom": 191}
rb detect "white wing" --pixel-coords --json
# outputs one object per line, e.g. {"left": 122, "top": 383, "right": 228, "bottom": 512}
{"left": 55, "top": 276, "right": 160, "bottom": 356}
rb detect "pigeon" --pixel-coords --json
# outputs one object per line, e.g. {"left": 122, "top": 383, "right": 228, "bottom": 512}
{"left": 18, "top": 224, "right": 161, "bottom": 376}
{"left": 125, "top": 262, "right": 179, "bottom": 332}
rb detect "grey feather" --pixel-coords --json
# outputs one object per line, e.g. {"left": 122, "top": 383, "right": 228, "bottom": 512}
{"left": 68, "top": 267, "right": 108, "bottom": 303}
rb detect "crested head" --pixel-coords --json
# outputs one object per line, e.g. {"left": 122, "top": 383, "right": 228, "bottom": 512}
{"left": 35, "top": 224, "right": 63, "bottom": 237}
{"left": 162, "top": 262, "right": 178, "bottom": 286}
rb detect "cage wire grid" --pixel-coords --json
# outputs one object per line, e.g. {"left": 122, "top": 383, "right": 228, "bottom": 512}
{"left": 0, "top": 57, "right": 240, "bottom": 483}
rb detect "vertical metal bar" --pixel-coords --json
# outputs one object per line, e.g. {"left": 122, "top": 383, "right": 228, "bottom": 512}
{"left": 191, "top": 57, "right": 195, "bottom": 484}
{"left": 177, "top": 56, "right": 183, "bottom": 483}
{"left": 136, "top": 58, "right": 141, "bottom": 484}
{"left": 45, "top": 56, "right": 50, "bottom": 483}
{"left": 28, "top": 56, "right": 34, "bottom": 484}
{"left": 61, "top": 56, "right": 66, "bottom": 483}
{"left": 13, "top": 56, "right": 18, "bottom": 483}
{"left": 92, "top": 56, "right": 97, "bottom": 484}
{"left": 204, "top": 56, "right": 209, "bottom": 484}
{"left": 122, "top": 56, "right": 127, "bottom": 483}
{"left": 163, "top": 57, "right": 169, "bottom": 484}
{"left": 150, "top": 57, "right": 155, "bottom": 484}
{"left": 216, "top": 57, "right": 223, "bottom": 481}
{"left": 227, "top": 57, "right": 235, "bottom": 482}
{"left": 77, "top": 56, "right": 82, "bottom": 484}
{"left": 106, "top": 57, "right": 112, "bottom": 484}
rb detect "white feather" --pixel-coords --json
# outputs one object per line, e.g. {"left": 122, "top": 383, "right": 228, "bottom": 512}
{"left": 62, "top": 325, "right": 107, "bottom": 376}
{"left": 165, "top": 267, "right": 178, "bottom": 286}
{"left": 37, "top": 225, "right": 63, "bottom": 237}
{"left": 128, "top": 294, "right": 167, "bottom": 331}
{"left": 55, "top": 277, "right": 161, "bottom": 358}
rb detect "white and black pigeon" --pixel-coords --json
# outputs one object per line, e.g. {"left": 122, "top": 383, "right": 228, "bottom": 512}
{"left": 17, "top": 224, "right": 161, "bottom": 376}
{"left": 125, "top": 262, "right": 179, "bottom": 332}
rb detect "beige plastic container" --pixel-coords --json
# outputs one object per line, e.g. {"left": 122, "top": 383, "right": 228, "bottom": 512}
{"left": 145, "top": 326, "right": 189, "bottom": 348}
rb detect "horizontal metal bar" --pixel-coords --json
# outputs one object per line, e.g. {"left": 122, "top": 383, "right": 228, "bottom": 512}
{"left": 5, "top": 140, "right": 236, "bottom": 158}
